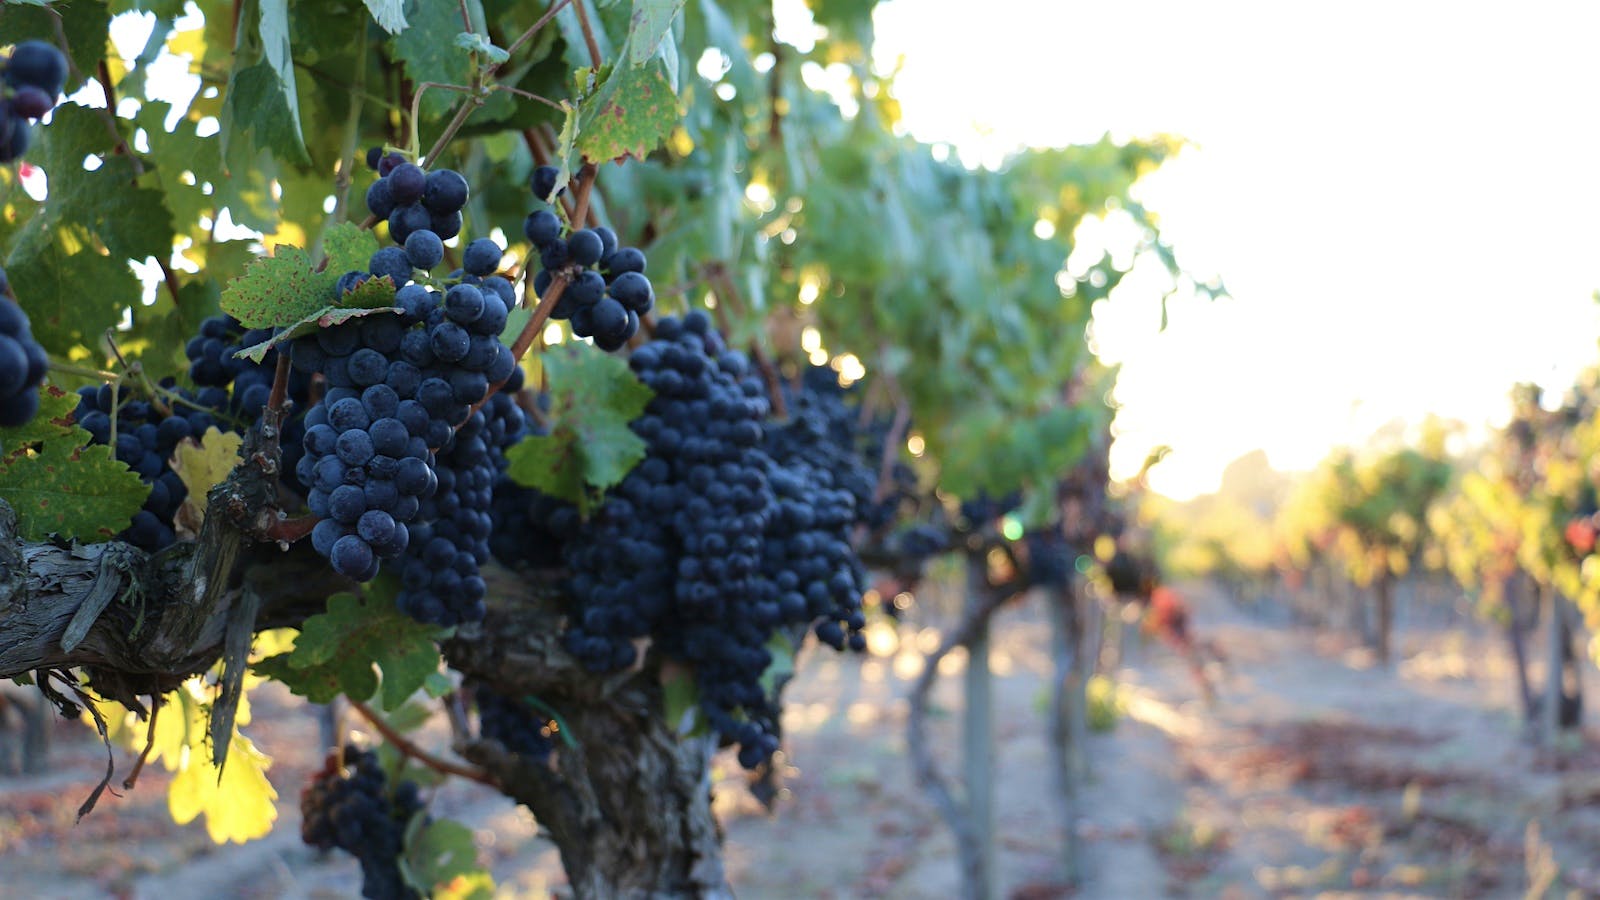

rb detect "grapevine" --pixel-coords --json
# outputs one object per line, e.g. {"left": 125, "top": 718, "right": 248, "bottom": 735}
{"left": 0, "top": 3, "right": 1208, "bottom": 897}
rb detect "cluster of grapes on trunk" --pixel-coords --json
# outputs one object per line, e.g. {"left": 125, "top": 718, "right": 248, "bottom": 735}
{"left": 0, "top": 266, "right": 51, "bottom": 443}
{"left": 501, "top": 312, "right": 870, "bottom": 768}
{"left": 291, "top": 158, "right": 520, "bottom": 625}
{"left": 1023, "top": 530, "right": 1074, "bottom": 589}
{"left": 0, "top": 41, "right": 67, "bottom": 163}
{"left": 472, "top": 681, "right": 557, "bottom": 763}
{"left": 186, "top": 314, "right": 315, "bottom": 492}
{"left": 300, "top": 744, "right": 424, "bottom": 900}
{"left": 71, "top": 385, "right": 199, "bottom": 551}
{"left": 71, "top": 312, "right": 321, "bottom": 553}
{"left": 523, "top": 165, "right": 654, "bottom": 350}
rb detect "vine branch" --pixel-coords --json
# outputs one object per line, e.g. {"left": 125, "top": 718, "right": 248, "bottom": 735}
{"left": 572, "top": 0, "right": 604, "bottom": 69}
{"left": 349, "top": 699, "right": 498, "bottom": 787}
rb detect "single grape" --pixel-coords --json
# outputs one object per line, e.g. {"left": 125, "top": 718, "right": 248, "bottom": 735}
{"left": 422, "top": 169, "right": 469, "bottom": 213}
{"left": 404, "top": 230, "right": 444, "bottom": 270}
{"left": 523, "top": 210, "right": 561, "bottom": 248}
{"left": 530, "top": 165, "right": 561, "bottom": 202}
{"left": 568, "top": 229, "right": 604, "bottom": 267}
{"left": 4, "top": 41, "right": 68, "bottom": 96}
{"left": 462, "top": 238, "right": 502, "bottom": 276}
{"left": 388, "top": 163, "right": 426, "bottom": 204}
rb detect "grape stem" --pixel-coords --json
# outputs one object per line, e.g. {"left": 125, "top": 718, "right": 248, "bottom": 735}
{"left": 506, "top": 0, "right": 574, "bottom": 60}
{"left": 264, "top": 515, "right": 317, "bottom": 543}
{"left": 410, "top": 81, "right": 478, "bottom": 163}
{"left": 570, "top": 162, "right": 598, "bottom": 229}
{"left": 46, "top": 360, "right": 121, "bottom": 383}
{"left": 875, "top": 401, "right": 912, "bottom": 505}
{"left": 103, "top": 331, "right": 173, "bottom": 420}
{"left": 348, "top": 699, "right": 498, "bottom": 787}
{"left": 572, "top": 0, "right": 604, "bottom": 69}
{"left": 408, "top": 0, "right": 578, "bottom": 174}
{"left": 494, "top": 84, "right": 564, "bottom": 113}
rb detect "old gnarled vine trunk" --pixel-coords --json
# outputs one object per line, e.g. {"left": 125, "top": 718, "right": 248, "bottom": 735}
{"left": 446, "top": 574, "right": 733, "bottom": 899}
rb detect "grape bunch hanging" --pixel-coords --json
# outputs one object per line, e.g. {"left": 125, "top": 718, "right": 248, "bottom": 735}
{"left": 523, "top": 165, "right": 655, "bottom": 351}
{"left": 500, "top": 312, "right": 871, "bottom": 768}
{"left": 300, "top": 745, "right": 425, "bottom": 900}
{"left": 0, "top": 41, "right": 67, "bottom": 163}
{"left": 290, "top": 158, "right": 524, "bottom": 625}
{"left": 0, "top": 265, "right": 50, "bottom": 435}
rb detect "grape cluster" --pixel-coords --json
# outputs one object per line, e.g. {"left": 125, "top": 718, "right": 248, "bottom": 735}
{"left": 394, "top": 364, "right": 525, "bottom": 625}
{"left": 72, "top": 383, "right": 214, "bottom": 551}
{"left": 294, "top": 174, "right": 520, "bottom": 599}
{"left": 300, "top": 744, "right": 423, "bottom": 900}
{"left": 472, "top": 682, "right": 556, "bottom": 763}
{"left": 185, "top": 314, "right": 313, "bottom": 491}
{"left": 527, "top": 312, "right": 866, "bottom": 767}
{"left": 960, "top": 490, "right": 1022, "bottom": 530}
{"left": 523, "top": 165, "right": 654, "bottom": 351}
{"left": 0, "top": 268, "right": 50, "bottom": 433}
{"left": 760, "top": 425, "right": 870, "bottom": 656}
{"left": 1024, "top": 530, "right": 1073, "bottom": 589}
{"left": 0, "top": 41, "right": 66, "bottom": 163}
{"left": 293, "top": 313, "right": 436, "bottom": 581}
{"left": 363, "top": 155, "right": 467, "bottom": 246}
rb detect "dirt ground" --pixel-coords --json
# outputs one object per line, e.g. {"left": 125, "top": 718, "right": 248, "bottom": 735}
{"left": 2, "top": 581, "right": 1598, "bottom": 899}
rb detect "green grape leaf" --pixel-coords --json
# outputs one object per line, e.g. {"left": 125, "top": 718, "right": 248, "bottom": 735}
{"left": 6, "top": 237, "right": 139, "bottom": 357}
{"left": 220, "top": 245, "right": 333, "bottom": 327}
{"left": 220, "top": 224, "right": 379, "bottom": 327}
{"left": 220, "top": 0, "right": 311, "bottom": 166}
{"left": 0, "top": 386, "right": 149, "bottom": 542}
{"left": 364, "top": 0, "right": 408, "bottom": 33}
{"left": 393, "top": 0, "right": 479, "bottom": 118}
{"left": 423, "top": 670, "right": 453, "bottom": 698}
{"left": 628, "top": 0, "right": 686, "bottom": 65}
{"left": 234, "top": 305, "right": 400, "bottom": 363}
{"left": 402, "top": 818, "right": 486, "bottom": 897}
{"left": 384, "top": 699, "right": 435, "bottom": 733}
{"left": 257, "top": 592, "right": 449, "bottom": 711}
{"left": 504, "top": 343, "right": 652, "bottom": 514}
{"left": 342, "top": 273, "right": 401, "bottom": 308}
{"left": 324, "top": 222, "right": 386, "bottom": 281}
{"left": 453, "top": 32, "right": 508, "bottom": 65}
{"left": 576, "top": 46, "right": 680, "bottom": 164}
{"left": 549, "top": 88, "right": 584, "bottom": 195}
{"left": 3, "top": 104, "right": 174, "bottom": 355}
{"left": 12, "top": 104, "right": 175, "bottom": 262}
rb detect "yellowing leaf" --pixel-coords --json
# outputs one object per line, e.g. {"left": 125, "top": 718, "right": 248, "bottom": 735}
{"left": 167, "top": 730, "right": 278, "bottom": 844}
{"left": 435, "top": 871, "right": 496, "bottom": 900}
{"left": 173, "top": 427, "right": 244, "bottom": 534}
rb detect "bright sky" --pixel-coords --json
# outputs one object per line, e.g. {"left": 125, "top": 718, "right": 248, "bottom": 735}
{"left": 873, "top": 0, "right": 1600, "bottom": 499}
